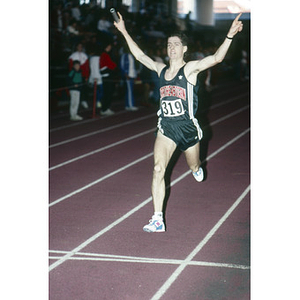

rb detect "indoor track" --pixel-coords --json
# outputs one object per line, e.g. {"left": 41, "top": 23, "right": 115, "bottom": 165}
{"left": 49, "top": 79, "right": 250, "bottom": 300}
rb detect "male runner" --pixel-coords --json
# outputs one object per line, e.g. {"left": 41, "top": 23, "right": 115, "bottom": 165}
{"left": 114, "top": 12, "right": 243, "bottom": 232}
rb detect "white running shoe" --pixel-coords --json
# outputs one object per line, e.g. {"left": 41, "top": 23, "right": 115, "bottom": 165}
{"left": 192, "top": 167, "right": 204, "bottom": 182}
{"left": 143, "top": 215, "right": 165, "bottom": 232}
{"left": 81, "top": 101, "right": 89, "bottom": 109}
{"left": 125, "top": 106, "right": 138, "bottom": 111}
{"left": 101, "top": 109, "right": 115, "bottom": 116}
{"left": 70, "top": 115, "right": 83, "bottom": 121}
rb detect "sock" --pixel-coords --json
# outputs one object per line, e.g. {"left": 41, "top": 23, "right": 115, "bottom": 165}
{"left": 154, "top": 212, "right": 163, "bottom": 219}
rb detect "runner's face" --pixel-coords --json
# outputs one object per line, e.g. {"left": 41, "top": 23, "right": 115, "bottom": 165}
{"left": 167, "top": 36, "right": 187, "bottom": 59}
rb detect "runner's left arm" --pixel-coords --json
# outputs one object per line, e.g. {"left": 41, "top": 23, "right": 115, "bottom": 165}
{"left": 186, "top": 13, "right": 243, "bottom": 75}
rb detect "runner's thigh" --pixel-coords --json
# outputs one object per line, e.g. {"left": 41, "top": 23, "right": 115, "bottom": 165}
{"left": 154, "top": 131, "right": 177, "bottom": 169}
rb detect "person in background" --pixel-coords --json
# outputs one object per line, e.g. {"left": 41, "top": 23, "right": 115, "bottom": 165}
{"left": 97, "top": 13, "right": 112, "bottom": 37}
{"left": 68, "top": 42, "right": 89, "bottom": 108}
{"left": 88, "top": 46, "right": 103, "bottom": 109}
{"left": 120, "top": 44, "right": 138, "bottom": 111}
{"left": 66, "top": 19, "right": 81, "bottom": 48}
{"left": 71, "top": 3, "right": 81, "bottom": 22}
{"left": 100, "top": 42, "right": 117, "bottom": 116}
{"left": 67, "top": 60, "right": 83, "bottom": 121}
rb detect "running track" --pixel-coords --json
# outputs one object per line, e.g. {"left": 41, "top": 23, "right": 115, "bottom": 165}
{"left": 49, "top": 80, "right": 250, "bottom": 300}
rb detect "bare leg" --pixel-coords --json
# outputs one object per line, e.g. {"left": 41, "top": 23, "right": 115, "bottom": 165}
{"left": 152, "top": 131, "right": 177, "bottom": 212}
{"left": 184, "top": 142, "right": 201, "bottom": 172}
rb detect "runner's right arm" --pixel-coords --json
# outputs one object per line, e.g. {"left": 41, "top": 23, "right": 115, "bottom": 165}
{"left": 114, "top": 12, "right": 165, "bottom": 75}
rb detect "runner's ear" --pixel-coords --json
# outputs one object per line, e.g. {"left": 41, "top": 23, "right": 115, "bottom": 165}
{"left": 183, "top": 45, "right": 188, "bottom": 57}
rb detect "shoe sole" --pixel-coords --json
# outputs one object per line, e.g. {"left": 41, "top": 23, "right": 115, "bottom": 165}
{"left": 143, "top": 228, "right": 165, "bottom": 233}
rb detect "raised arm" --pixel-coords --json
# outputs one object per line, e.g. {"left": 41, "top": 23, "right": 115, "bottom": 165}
{"left": 185, "top": 13, "right": 243, "bottom": 80}
{"left": 114, "top": 12, "right": 165, "bottom": 75}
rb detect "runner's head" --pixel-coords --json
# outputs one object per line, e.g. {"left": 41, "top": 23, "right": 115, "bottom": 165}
{"left": 167, "top": 32, "right": 188, "bottom": 60}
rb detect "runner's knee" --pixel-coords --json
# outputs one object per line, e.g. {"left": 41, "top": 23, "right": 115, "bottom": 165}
{"left": 153, "top": 163, "right": 166, "bottom": 177}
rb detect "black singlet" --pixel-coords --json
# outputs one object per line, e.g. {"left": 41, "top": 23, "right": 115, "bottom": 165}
{"left": 156, "top": 65, "right": 203, "bottom": 151}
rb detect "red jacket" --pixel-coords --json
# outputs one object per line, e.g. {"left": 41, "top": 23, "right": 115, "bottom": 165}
{"left": 100, "top": 52, "right": 117, "bottom": 70}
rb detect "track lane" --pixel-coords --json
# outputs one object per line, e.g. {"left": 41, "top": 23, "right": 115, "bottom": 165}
{"left": 49, "top": 158, "right": 250, "bottom": 300}
{"left": 49, "top": 106, "right": 249, "bottom": 203}
{"left": 49, "top": 133, "right": 155, "bottom": 202}
{"left": 49, "top": 126, "right": 249, "bottom": 266}
{"left": 49, "top": 81, "right": 250, "bottom": 299}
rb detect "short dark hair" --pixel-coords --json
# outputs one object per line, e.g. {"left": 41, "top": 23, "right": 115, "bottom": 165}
{"left": 167, "top": 31, "right": 188, "bottom": 46}
{"left": 72, "top": 60, "right": 80, "bottom": 66}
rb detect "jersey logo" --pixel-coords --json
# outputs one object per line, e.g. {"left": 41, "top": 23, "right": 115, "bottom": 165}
{"left": 178, "top": 75, "right": 183, "bottom": 80}
{"left": 160, "top": 85, "right": 186, "bottom": 101}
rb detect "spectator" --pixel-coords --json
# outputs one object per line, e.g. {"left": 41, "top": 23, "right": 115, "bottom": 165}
{"left": 97, "top": 14, "right": 111, "bottom": 34}
{"left": 71, "top": 3, "right": 81, "bottom": 22}
{"left": 240, "top": 49, "right": 249, "bottom": 81}
{"left": 66, "top": 19, "right": 81, "bottom": 47}
{"left": 50, "top": 2, "right": 64, "bottom": 33}
{"left": 67, "top": 60, "right": 83, "bottom": 121}
{"left": 69, "top": 42, "right": 89, "bottom": 108}
{"left": 97, "top": 13, "right": 113, "bottom": 42}
{"left": 100, "top": 42, "right": 117, "bottom": 115}
{"left": 120, "top": 45, "right": 138, "bottom": 111}
{"left": 88, "top": 46, "right": 103, "bottom": 109}
{"left": 50, "top": 2, "right": 64, "bottom": 55}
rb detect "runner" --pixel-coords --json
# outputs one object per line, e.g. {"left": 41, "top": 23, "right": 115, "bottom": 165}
{"left": 114, "top": 12, "right": 243, "bottom": 232}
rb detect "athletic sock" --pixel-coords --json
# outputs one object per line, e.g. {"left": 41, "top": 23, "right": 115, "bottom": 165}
{"left": 154, "top": 212, "right": 163, "bottom": 219}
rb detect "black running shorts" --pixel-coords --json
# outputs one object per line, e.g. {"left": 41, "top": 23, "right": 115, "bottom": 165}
{"left": 157, "top": 117, "right": 202, "bottom": 151}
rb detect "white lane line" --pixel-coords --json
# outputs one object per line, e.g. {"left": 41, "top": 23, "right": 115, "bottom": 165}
{"left": 49, "top": 195, "right": 154, "bottom": 271}
{"left": 210, "top": 92, "right": 249, "bottom": 109}
{"left": 49, "top": 128, "right": 250, "bottom": 271}
{"left": 50, "top": 127, "right": 250, "bottom": 207}
{"left": 49, "top": 110, "right": 129, "bottom": 132}
{"left": 150, "top": 185, "right": 251, "bottom": 300}
{"left": 210, "top": 93, "right": 248, "bottom": 109}
{"left": 210, "top": 105, "right": 249, "bottom": 126}
{"left": 49, "top": 250, "right": 249, "bottom": 270}
{"left": 205, "top": 128, "right": 250, "bottom": 161}
{"left": 50, "top": 114, "right": 156, "bottom": 148}
{"left": 49, "top": 128, "right": 155, "bottom": 171}
{"left": 49, "top": 152, "right": 153, "bottom": 207}
{"left": 169, "top": 128, "right": 250, "bottom": 187}
{"left": 48, "top": 251, "right": 249, "bottom": 270}
{"left": 50, "top": 105, "right": 249, "bottom": 171}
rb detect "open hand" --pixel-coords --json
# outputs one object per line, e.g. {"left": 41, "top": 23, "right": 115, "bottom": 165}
{"left": 227, "top": 13, "right": 243, "bottom": 38}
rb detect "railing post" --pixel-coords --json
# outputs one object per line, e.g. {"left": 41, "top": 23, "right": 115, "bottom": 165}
{"left": 92, "top": 80, "right": 97, "bottom": 118}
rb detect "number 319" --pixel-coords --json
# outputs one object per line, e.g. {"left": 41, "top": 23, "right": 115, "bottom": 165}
{"left": 161, "top": 99, "right": 184, "bottom": 117}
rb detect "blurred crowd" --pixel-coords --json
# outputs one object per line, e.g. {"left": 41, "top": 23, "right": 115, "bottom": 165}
{"left": 50, "top": 1, "right": 249, "bottom": 117}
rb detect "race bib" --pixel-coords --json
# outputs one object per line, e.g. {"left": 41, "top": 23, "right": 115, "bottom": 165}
{"left": 161, "top": 99, "right": 184, "bottom": 117}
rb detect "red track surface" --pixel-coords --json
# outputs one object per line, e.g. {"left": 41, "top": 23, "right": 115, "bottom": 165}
{"left": 49, "top": 80, "right": 250, "bottom": 300}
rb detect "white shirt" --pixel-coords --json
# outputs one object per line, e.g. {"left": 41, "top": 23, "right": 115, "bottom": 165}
{"left": 89, "top": 56, "right": 102, "bottom": 85}
{"left": 69, "top": 51, "right": 88, "bottom": 65}
{"left": 97, "top": 19, "right": 111, "bottom": 32}
{"left": 71, "top": 7, "right": 81, "bottom": 21}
